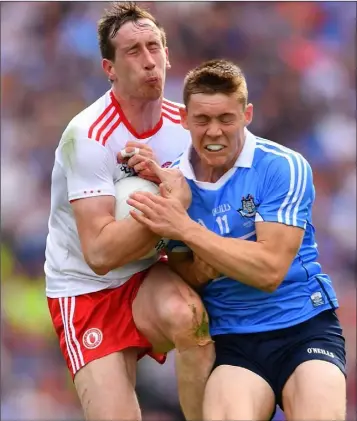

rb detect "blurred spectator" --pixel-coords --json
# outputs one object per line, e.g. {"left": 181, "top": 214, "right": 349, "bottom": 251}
{"left": 1, "top": 2, "right": 355, "bottom": 420}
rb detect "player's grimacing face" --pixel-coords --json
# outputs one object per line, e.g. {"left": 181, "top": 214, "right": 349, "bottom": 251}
{"left": 180, "top": 93, "right": 253, "bottom": 168}
{"left": 103, "top": 19, "right": 170, "bottom": 100}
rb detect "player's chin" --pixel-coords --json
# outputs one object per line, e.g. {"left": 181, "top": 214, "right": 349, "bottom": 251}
{"left": 141, "top": 84, "right": 162, "bottom": 100}
{"left": 201, "top": 150, "right": 231, "bottom": 167}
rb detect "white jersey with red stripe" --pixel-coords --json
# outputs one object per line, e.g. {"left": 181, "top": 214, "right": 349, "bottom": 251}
{"left": 45, "top": 89, "right": 191, "bottom": 298}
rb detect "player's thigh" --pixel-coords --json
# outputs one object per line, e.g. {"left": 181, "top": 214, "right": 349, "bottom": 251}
{"left": 282, "top": 359, "right": 346, "bottom": 421}
{"left": 74, "top": 347, "right": 141, "bottom": 421}
{"left": 132, "top": 262, "right": 210, "bottom": 352}
{"left": 204, "top": 365, "right": 275, "bottom": 421}
{"left": 280, "top": 311, "right": 347, "bottom": 420}
{"left": 48, "top": 289, "right": 150, "bottom": 420}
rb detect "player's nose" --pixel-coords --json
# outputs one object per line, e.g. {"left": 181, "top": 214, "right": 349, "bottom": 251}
{"left": 142, "top": 49, "right": 156, "bottom": 70}
{"left": 206, "top": 122, "right": 223, "bottom": 137}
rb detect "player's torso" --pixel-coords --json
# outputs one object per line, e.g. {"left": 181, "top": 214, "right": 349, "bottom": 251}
{"left": 185, "top": 151, "right": 337, "bottom": 334}
{"left": 45, "top": 91, "right": 190, "bottom": 297}
{"left": 187, "top": 169, "right": 258, "bottom": 242}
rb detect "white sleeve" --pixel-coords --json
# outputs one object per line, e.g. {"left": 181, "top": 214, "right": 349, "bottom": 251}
{"left": 59, "top": 137, "right": 116, "bottom": 202}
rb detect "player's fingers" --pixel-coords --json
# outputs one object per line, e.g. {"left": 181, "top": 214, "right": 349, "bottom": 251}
{"left": 159, "top": 182, "right": 172, "bottom": 198}
{"left": 127, "top": 192, "right": 163, "bottom": 212}
{"left": 137, "top": 171, "right": 161, "bottom": 184}
{"left": 127, "top": 154, "right": 143, "bottom": 168}
{"left": 129, "top": 190, "right": 158, "bottom": 202}
{"left": 117, "top": 147, "right": 140, "bottom": 162}
{"left": 125, "top": 141, "right": 151, "bottom": 151}
{"left": 129, "top": 209, "right": 152, "bottom": 226}
{"left": 127, "top": 198, "right": 159, "bottom": 220}
{"left": 129, "top": 153, "right": 154, "bottom": 167}
{"left": 132, "top": 191, "right": 169, "bottom": 207}
{"left": 145, "top": 159, "right": 172, "bottom": 182}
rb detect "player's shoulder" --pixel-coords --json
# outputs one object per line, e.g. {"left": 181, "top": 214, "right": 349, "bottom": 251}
{"left": 253, "top": 135, "right": 311, "bottom": 174}
{"left": 61, "top": 90, "right": 117, "bottom": 145}
{"left": 161, "top": 98, "right": 185, "bottom": 127}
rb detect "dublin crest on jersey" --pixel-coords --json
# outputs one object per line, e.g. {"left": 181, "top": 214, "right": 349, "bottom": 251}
{"left": 238, "top": 194, "right": 257, "bottom": 217}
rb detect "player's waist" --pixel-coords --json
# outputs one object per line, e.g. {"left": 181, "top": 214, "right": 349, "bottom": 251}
{"left": 207, "top": 302, "right": 338, "bottom": 334}
{"left": 202, "top": 275, "right": 338, "bottom": 318}
{"left": 44, "top": 258, "right": 156, "bottom": 298}
{"left": 45, "top": 275, "right": 130, "bottom": 298}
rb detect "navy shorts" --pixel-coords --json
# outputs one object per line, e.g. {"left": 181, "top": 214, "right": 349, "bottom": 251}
{"left": 212, "top": 309, "right": 346, "bottom": 410}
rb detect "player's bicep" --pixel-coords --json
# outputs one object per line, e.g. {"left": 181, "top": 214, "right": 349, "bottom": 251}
{"left": 256, "top": 154, "right": 314, "bottom": 229}
{"left": 71, "top": 195, "right": 116, "bottom": 256}
{"left": 256, "top": 221, "right": 304, "bottom": 268}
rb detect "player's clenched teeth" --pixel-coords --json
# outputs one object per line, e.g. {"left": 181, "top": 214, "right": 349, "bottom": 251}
{"left": 204, "top": 145, "right": 226, "bottom": 151}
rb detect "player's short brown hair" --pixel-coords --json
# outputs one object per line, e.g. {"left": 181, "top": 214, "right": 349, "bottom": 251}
{"left": 183, "top": 59, "right": 248, "bottom": 108}
{"left": 98, "top": 2, "right": 167, "bottom": 60}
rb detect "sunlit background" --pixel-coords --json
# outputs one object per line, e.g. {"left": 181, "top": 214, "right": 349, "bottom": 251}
{"left": 1, "top": 2, "right": 356, "bottom": 420}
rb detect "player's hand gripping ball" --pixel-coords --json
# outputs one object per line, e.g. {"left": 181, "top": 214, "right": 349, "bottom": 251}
{"left": 117, "top": 143, "right": 160, "bottom": 183}
{"left": 114, "top": 176, "right": 168, "bottom": 259}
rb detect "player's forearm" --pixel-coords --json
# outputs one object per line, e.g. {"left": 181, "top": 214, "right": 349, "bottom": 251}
{"left": 182, "top": 222, "right": 282, "bottom": 292}
{"left": 87, "top": 218, "right": 160, "bottom": 275}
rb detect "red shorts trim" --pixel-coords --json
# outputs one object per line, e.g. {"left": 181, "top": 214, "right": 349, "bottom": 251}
{"left": 47, "top": 270, "right": 166, "bottom": 379}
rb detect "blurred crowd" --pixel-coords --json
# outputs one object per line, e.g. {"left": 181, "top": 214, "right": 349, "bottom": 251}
{"left": 1, "top": 2, "right": 355, "bottom": 420}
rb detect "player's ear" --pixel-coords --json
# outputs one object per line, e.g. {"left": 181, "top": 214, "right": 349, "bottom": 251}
{"left": 179, "top": 107, "right": 189, "bottom": 130}
{"left": 244, "top": 103, "right": 253, "bottom": 127}
{"left": 165, "top": 47, "right": 171, "bottom": 70}
{"left": 102, "top": 59, "right": 116, "bottom": 82}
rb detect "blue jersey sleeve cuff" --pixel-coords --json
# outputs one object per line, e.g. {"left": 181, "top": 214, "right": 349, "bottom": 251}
{"left": 255, "top": 212, "right": 307, "bottom": 229}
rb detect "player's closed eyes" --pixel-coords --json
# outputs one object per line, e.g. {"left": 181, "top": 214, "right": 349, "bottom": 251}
{"left": 219, "top": 114, "right": 236, "bottom": 124}
{"left": 127, "top": 47, "right": 139, "bottom": 55}
{"left": 148, "top": 42, "right": 160, "bottom": 50}
{"left": 194, "top": 116, "right": 210, "bottom": 125}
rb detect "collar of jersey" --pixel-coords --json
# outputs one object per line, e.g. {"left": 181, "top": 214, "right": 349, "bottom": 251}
{"left": 109, "top": 90, "right": 163, "bottom": 140}
{"left": 179, "top": 128, "right": 256, "bottom": 185}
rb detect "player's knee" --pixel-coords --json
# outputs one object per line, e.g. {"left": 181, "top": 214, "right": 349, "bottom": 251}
{"left": 160, "top": 294, "right": 212, "bottom": 350}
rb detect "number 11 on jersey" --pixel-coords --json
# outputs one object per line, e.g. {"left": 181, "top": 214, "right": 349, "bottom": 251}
{"left": 216, "top": 214, "right": 230, "bottom": 235}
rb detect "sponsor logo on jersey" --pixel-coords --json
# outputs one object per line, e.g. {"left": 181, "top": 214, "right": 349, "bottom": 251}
{"left": 82, "top": 328, "right": 103, "bottom": 349}
{"left": 212, "top": 203, "right": 231, "bottom": 216}
{"left": 120, "top": 163, "right": 136, "bottom": 176}
{"left": 155, "top": 238, "right": 168, "bottom": 252}
{"left": 238, "top": 194, "right": 257, "bottom": 218}
{"left": 307, "top": 347, "right": 335, "bottom": 358}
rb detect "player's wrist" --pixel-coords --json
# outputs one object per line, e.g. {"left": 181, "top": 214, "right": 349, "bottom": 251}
{"left": 180, "top": 219, "right": 204, "bottom": 243}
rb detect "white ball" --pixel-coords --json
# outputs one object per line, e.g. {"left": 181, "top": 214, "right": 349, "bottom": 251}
{"left": 114, "top": 176, "right": 167, "bottom": 260}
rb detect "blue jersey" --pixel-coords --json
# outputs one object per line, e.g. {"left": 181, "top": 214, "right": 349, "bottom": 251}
{"left": 169, "top": 130, "right": 338, "bottom": 335}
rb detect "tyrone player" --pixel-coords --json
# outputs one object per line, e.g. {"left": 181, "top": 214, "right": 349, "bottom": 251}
{"left": 45, "top": 3, "right": 214, "bottom": 420}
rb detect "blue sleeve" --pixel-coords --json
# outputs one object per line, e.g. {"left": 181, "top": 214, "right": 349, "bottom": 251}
{"left": 255, "top": 153, "right": 314, "bottom": 229}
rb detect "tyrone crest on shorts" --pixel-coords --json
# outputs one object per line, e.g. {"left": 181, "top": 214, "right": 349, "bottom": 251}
{"left": 82, "top": 328, "right": 103, "bottom": 349}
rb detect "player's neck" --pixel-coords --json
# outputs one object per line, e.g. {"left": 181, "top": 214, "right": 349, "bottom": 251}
{"left": 112, "top": 89, "right": 162, "bottom": 135}
{"left": 191, "top": 153, "right": 231, "bottom": 183}
{"left": 194, "top": 165, "right": 229, "bottom": 183}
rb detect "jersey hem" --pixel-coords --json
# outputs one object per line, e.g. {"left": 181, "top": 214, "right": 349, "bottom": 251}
{"left": 45, "top": 277, "right": 131, "bottom": 298}
{"left": 209, "top": 303, "right": 339, "bottom": 335}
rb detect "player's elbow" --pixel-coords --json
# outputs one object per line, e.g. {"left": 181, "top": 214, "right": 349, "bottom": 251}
{"left": 91, "top": 264, "right": 110, "bottom": 276}
{"left": 261, "top": 276, "right": 281, "bottom": 293}
{"left": 260, "top": 267, "right": 286, "bottom": 293}
{"left": 85, "top": 251, "right": 111, "bottom": 276}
